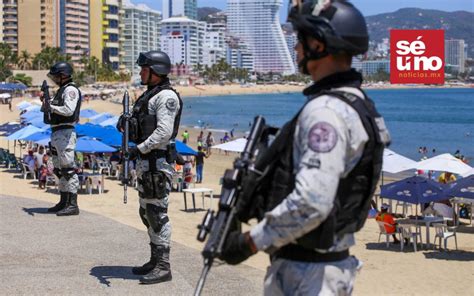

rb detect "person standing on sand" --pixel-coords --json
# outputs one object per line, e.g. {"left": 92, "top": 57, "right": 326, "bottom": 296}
{"left": 116, "top": 50, "right": 182, "bottom": 285}
{"left": 41, "top": 61, "right": 81, "bottom": 216}
{"left": 217, "top": 1, "right": 390, "bottom": 294}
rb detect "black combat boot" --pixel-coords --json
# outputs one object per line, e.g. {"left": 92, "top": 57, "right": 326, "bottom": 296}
{"left": 132, "top": 243, "right": 158, "bottom": 275}
{"left": 56, "top": 192, "right": 79, "bottom": 216}
{"left": 139, "top": 246, "right": 172, "bottom": 284}
{"left": 47, "top": 192, "right": 68, "bottom": 213}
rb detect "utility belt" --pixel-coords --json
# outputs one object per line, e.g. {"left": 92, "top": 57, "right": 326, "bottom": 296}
{"left": 51, "top": 125, "right": 75, "bottom": 133}
{"left": 138, "top": 149, "right": 168, "bottom": 200}
{"left": 272, "top": 244, "right": 349, "bottom": 263}
{"left": 139, "top": 149, "right": 167, "bottom": 161}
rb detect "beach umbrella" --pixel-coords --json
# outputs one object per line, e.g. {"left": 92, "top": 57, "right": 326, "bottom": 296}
{"left": 0, "top": 121, "right": 21, "bottom": 135}
{"left": 0, "top": 82, "right": 27, "bottom": 91}
{"left": 89, "top": 112, "right": 114, "bottom": 124}
{"left": 442, "top": 175, "right": 474, "bottom": 200}
{"left": 417, "top": 153, "right": 472, "bottom": 175}
{"left": 380, "top": 175, "right": 446, "bottom": 205}
{"left": 99, "top": 116, "right": 119, "bottom": 127}
{"left": 80, "top": 108, "right": 99, "bottom": 118}
{"left": 462, "top": 168, "right": 474, "bottom": 178}
{"left": 76, "top": 136, "right": 116, "bottom": 153}
{"left": 20, "top": 110, "right": 42, "bottom": 121}
{"left": 22, "top": 130, "right": 51, "bottom": 142}
{"left": 27, "top": 117, "right": 49, "bottom": 129}
{"left": 382, "top": 148, "right": 417, "bottom": 173}
{"left": 212, "top": 138, "right": 247, "bottom": 153}
{"left": 176, "top": 140, "right": 197, "bottom": 156}
{"left": 6, "top": 125, "right": 42, "bottom": 140}
{"left": 23, "top": 105, "right": 41, "bottom": 112}
{"left": 16, "top": 101, "right": 31, "bottom": 110}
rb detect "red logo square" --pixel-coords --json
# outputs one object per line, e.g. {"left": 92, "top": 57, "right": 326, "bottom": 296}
{"left": 390, "top": 30, "right": 445, "bottom": 84}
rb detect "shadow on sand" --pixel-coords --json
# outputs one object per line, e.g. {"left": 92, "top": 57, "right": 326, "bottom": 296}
{"left": 22, "top": 207, "right": 54, "bottom": 216}
{"left": 90, "top": 266, "right": 141, "bottom": 286}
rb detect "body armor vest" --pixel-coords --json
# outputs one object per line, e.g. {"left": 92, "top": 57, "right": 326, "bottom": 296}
{"left": 50, "top": 82, "right": 81, "bottom": 125}
{"left": 129, "top": 83, "right": 183, "bottom": 145}
{"left": 237, "top": 89, "right": 387, "bottom": 251}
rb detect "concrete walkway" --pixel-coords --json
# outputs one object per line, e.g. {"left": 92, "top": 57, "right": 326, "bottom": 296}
{"left": 0, "top": 195, "right": 264, "bottom": 295}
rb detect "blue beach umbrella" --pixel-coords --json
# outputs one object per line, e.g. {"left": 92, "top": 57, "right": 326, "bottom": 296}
{"left": 16, "top": 101, "right": 31, "bottom": 110}
{"left": 380, "top": 175, "right": 446, "bottom": 205}
{"left": 6, "top": 125, "right": 42, "bottom": 140}
{"left": 176, "top": 140, "right": 197, "bottom": 156}
{"left": 21, "top": 110, "right": 42, "bottom": 121}
{"left": 22, "top": 130, "right": 51, "bottom": 142}
{"left": 80, "top": 108, "right": 99, "bottom": 118}
{"left": 76, "top": 136, "right": 117, "bottom": 153}
{"left": 23, "top": 105, "right": 41, "bottom": 112}
{"left": 0, "top": 122, "right": 22, "bottom": 135}
{"left": 89, "top": 112, "right": 114, "bottom": 124}
{"left": 443, "top": 175, "right": 474, "bottom": 200}
{"left": 0, "top": 82, "right": 27, "bottom": 91}
{"left": 27, "top": 117, "right": 48, "bottom": 129}
{"left": 99, "top": 116, "right": 119, "bottom": 127}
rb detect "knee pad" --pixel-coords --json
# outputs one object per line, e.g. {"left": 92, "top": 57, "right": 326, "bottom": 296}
{"left": 145, "top": 204, "right": 169, "bottom": 233}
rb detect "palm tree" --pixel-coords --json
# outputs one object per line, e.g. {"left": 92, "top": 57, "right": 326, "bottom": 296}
{"left": 17, "top": 50, "right": 31, "bottom": 70}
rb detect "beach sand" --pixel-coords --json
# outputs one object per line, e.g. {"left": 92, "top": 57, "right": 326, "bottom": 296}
{"left": 1, "top": 94, "right": 473, "bottom": 295}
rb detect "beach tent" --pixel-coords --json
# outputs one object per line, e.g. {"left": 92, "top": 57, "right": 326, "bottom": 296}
{"left": 80, "top": 108, "right": 99, "bottom": 118}
{"left": 6, "top": 125, "right": 42, "bottom": 140}
{"left": 442, "top": 175, "right": 474, "bottom": 200}
{"left": 16, "top": 101, "right": 31, "bottom": 110}
{"left": 417, "top": 153, "right": 473, "bottom": 175}
{"left": 382, "top": 148, "right": 417, "bottom": 173}
{"left": 176, "top": 140, "right": 197, "bottom": 156}
{"left": 212, "top": 138, "right": 247, "bottom": 153}
{"left": 380, "top": 175, "right": 446, "bottom": 205}
{"left": 99, "top": 116, "right": 119, "bottom": 127}
{"left": 76, "top": 136, "right": 116, "bottom": 153}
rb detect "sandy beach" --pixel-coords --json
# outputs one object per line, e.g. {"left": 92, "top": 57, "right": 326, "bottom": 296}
{"left": 1, "top": 92, "right": 473, "bottom": 295}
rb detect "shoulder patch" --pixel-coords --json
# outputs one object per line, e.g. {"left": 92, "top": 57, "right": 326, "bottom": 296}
{"left": 165, "top": 98, "right": 177, "bottom": 111}
{"left": 67, "top": 90, "right": 77, "bottom": 99}
{"left": 308, "top": 121, "right": 338, "bottom": 153}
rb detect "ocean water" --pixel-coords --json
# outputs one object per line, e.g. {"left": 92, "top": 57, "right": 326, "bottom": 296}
{"left": 181, "top": 88, "right": 474, "bottom": 161}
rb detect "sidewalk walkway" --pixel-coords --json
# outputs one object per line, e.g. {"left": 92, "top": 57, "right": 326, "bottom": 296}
{"left": 0, "top": 194, "right": 264, "bottom": 295}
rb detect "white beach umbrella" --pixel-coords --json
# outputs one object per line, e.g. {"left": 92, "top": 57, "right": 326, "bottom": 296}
{"left": 382, "top": 148, "right": 417, "bottom": 173}
{"left": 212, "top": 138, "right": 247, "bottom": 153}
{"left": 416, "top": 153, "right": 473, "bottom": 175}
{"left": 461, "top": 168, "right": 474, "bottom": 178}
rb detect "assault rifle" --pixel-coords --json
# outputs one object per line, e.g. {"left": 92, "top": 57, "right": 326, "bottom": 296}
{"left": 41, "top": 80, "right": 51, "bottom": 124}
{"left": 194, "top": 116, "right": 268, "bottom": 296}
{"left": 121, "top": 91, "right": 131, "bottom": 204}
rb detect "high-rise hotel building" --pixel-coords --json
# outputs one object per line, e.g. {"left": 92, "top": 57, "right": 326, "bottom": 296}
{"left": 122, "top": 2, "right": 162, "bottom": 78}
{"left": 227, "top": 0, "right": 295, "bottom": 74}
{"left": 1, "top": 0, "right": 59, "bottom": 55}
{"left": 90, "top": 0, "right": 123, "bottom": 70}
{"left": 162, "top": 0, "right": 197, "bottom": 20}
{"left": 445, "top": 39, "right": 466, "bottom": 74}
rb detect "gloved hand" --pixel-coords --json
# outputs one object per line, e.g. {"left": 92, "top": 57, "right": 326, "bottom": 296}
{"left": 127, "top": 146, "right": 141, "bottom": 160}
{"left": 116, "top": 115, "right": 125, "bottom": 132}
{"left": 219, "top": 231, "right": 257, "bottom": 265}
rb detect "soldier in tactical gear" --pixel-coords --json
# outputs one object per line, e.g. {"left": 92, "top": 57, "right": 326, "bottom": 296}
{"left": 117, "top": 50, "right": 182, "bottom": 285}
{"left": 41, "top": 61, "right": 81, "bottom": 216}
{"left": 219, "top": 1, "right": 391, "bottom": 295}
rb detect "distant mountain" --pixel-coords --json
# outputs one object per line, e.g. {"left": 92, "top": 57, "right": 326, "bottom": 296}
{"left": 366, "top": 8, "right": 474, "bottom": 57}
{"left": 198, "top": 7, "right": 221, "bottom": 21}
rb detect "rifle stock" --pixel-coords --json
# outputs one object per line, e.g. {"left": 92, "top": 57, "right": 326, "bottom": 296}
{"left": 194, "top": 116, "right": 266, "bottom": 296}
{"left": 41, "top": 80, "right": 51, "bottom": 124}
{"left": 122, "top": 91, "right": 130, "bottom": 204}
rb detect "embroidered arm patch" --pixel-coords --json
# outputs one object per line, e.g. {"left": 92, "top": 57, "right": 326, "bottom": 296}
{"left": 308, "top": 122, "right": 338, "bottom": 153}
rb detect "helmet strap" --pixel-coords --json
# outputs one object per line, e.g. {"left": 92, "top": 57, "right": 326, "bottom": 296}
{"left": 299, "top": 34, "right": 329, "bottom": 75}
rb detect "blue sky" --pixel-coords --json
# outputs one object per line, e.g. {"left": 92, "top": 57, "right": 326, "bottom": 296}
{"left": 131, "top": 0, "right": 473, "bottom": 19}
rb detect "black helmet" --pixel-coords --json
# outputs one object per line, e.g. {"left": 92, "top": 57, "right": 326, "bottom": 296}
{"left": 288, "top": 0, "right": 368, "bottom": 56}
{"left": 136, "top": 51, "right": 171, "bottom": 75}
{"left": 48, "top": 61, "right": 73, "bottom": 77}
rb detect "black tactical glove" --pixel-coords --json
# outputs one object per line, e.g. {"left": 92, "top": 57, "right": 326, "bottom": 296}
{"left": 219, "top": 231, "right": 257, "bottom": 265}
{"left": 127, "top": 146, "right": 141, "bottom": 160}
